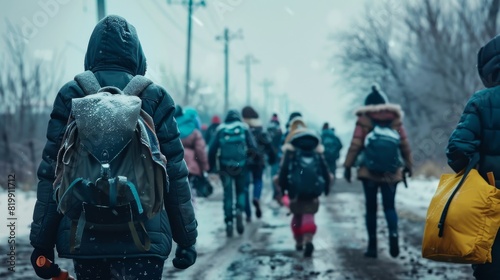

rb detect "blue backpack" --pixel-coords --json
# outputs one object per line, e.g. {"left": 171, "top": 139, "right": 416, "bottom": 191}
{"left": 362, "top": 122, "right": 402, "bottom": 174}
{"left": 218, "top": 122, "right": 248, "bottom": 168}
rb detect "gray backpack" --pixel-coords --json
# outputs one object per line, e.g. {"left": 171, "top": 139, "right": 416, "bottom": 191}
{"left": 53, "top": 71, "right": 168, "bottom": 253}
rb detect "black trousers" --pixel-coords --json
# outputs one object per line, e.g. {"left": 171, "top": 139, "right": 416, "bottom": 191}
{"left": 73, "top": 257, "right": 164, "bottom": 280}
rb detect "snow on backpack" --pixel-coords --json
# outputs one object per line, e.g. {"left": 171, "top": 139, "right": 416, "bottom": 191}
{"left": 321, "top": 130, "right": 342, "bottom": 161}
{"left": 53, "top": 71, "right": 168, "bottom": 253}
{"left": 287, "top": 149, "right": 326, "bottom": 200}
{"left": 362, "top": 121, "right": 402, "bottom": 174}
{"left": 218, "top": 122, "right": 248, "bottom": 168}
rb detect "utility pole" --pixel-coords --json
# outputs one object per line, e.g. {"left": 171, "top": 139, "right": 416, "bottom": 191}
{"left": 239, "top": 54, "right": 259, "bottom": 105}
{"left": 260, "top": 79, "right": 273, "bottom": 121}
{"left": 168, "top": 0, "right": 205, "bottom": 106}
{"left": 97, "top": 0, "right": 106, "bottom": 22}
{"left": 216, "top": 28, "right": 243, "bottom": 113}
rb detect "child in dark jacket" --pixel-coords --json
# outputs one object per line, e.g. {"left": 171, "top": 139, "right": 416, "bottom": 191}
{"left": 277, "top": 117, "right": 330, "bottom": 257}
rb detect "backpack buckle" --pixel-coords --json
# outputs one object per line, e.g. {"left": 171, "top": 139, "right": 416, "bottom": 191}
{"left": 101, "top": 163, "right": 110, "bottom": 180}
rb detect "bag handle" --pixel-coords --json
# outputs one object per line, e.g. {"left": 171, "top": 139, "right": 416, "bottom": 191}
{"left": 437, "top": 153, "right": 480, "bottom": 237}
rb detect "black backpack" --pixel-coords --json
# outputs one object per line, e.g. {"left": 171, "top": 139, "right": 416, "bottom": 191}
{"left": 321, "top": 130, "right": 342, "bottom": 161}
{"left": 53, "top": 71, "right": 168, "bottom": 253}
{"left": 218, "top": 122, "right": 248, "bottom": 168}
{"left": 287, "top": 149, "right": 326, "bottom": 200}
{"left": 362, "top": 121, "right": 402, "bottom": 174}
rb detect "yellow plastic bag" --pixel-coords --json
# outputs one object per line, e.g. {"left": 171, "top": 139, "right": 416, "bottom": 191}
{"left": 422, "top": 162, "right": 500, "bottom": 264}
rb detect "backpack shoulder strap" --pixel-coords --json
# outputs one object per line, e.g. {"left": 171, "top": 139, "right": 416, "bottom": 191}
{"left": 74, "top": 70, "right": 101, "bottom": 96}
{"left": 123, "top": 75, "right": 153, "bottom": 97}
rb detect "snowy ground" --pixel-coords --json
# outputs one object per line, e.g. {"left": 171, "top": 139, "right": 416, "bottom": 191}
{"left": 0, "top": 175, "right": 475, "bottom": 279}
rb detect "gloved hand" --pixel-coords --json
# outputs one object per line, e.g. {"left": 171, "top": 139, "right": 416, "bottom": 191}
{"left": 31, "top": 247, "right": 60, "bottom": 279}
{"left": 344, "top": 167, "right": 352, "bottom": 183}
{"left": 403, "top": 166, "right": 412, "bottom": 177}
{"left": 172, "top": 245, "right": 197, "bottom": 269}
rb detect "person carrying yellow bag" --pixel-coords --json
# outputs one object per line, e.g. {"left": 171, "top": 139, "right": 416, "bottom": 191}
{"left": 443, "top": 34, "right": 500, "bottom": 280}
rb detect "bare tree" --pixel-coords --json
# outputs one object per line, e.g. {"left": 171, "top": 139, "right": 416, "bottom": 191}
{"left": 0, "top": 22, "right": 64, "bottom": 189}
{"left": 332, "top": 0, "right": 500, "bottom": 173}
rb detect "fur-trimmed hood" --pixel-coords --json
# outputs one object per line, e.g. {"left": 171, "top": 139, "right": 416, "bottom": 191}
{"left": 282, "top": 143, "right": 325, "bottom": 154}
{"left": 355, "top": 103, "right": 404, "bottom": 120}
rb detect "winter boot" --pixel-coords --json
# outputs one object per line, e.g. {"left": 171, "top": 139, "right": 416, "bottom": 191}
{"left": 226, "top": 221, "right": 233, "bottom": 237}
{"left": 389, "top": 232, "right": 399, "bottom": 258}
{"left": 295, "top": 235, "right": 304, "bottom": 251}
{"left": 236, "top": 210, "right": 244, "bottom": 234}
{"left": 364, "top": 235, "right": 377, "bottom": 258}
{"left": 253, "top": 199, "right": 262, "bottom": 218}
{"left": 304, "top": 242, "right": 314, "bottom": 257}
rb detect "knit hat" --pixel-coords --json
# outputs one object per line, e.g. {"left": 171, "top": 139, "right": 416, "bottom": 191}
{"left": 174, "top": 104, "right": 183, "bottom": 117}
{"left": 241, "top": 106, "right": 259, "bottom": 119}
{"left": 211, "top": 115, "right": 221, "bottom": 124}
{"left": 364, "top": 84, "right": 388, "bottom": 106}
{"left": 322, "top": 122, "right": 329, "bottom": 130}
{"left": 271, "top": 113, "right": 279, "bottom": 122}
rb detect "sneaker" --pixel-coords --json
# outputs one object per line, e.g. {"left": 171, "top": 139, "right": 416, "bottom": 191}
{"left": 236, "top": 211, "right": 244, "bottom": 234}
{"left": 304, "top": 242, "right": 314, "bottom": 257}
{"left": 253, "top": 199, "right": 262, "bottom": 218}
{"left": 295, "top": 244, "right": 303, "bottom": 251}
{"left": 389, "top": 233, "right": 399, "bottom": 258}
{"left": 226, "top": 222, "right": 233, "bottom": 237}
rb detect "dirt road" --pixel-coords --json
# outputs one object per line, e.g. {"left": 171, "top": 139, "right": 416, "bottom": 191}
{"left": 1, "top": 177, "right": 474, "bottom": 279}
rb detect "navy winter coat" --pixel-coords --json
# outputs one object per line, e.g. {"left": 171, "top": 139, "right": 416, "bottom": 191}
{"left": 447, "top": 34, "right": 500, "bottom": 187}
{"left": 30, "top": 15, "right": 197, "bottom": 260}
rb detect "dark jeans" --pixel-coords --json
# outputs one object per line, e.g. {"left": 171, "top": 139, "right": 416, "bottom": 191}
{"left": 473, "top": 230, "right": 500, "bottom": 279}
{"left": 219, "top": 166, "right": 247, "bottom": 222}
{"left": 73, "top": 257, "right": 164, "bottom": 280}
{"left": 245, "top": 166, "right": 264, "bottom": 217}
{"left": 362, "top": 180, "right": 398, "bottom": 239}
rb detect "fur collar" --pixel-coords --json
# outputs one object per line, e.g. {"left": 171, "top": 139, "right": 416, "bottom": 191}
{"left": 282, "top": 143, "right": 325, "bottom": 154}
{"left": 355, "top": 103, "right": 404, "bottom": 120}
{"left": 243, "top": 118, "right": 262, "bottom": 127}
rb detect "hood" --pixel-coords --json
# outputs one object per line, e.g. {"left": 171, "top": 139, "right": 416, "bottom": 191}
{"left": 355, "top": 103, "right": 404, "bottom": 120}
{"left": 84, "top": 15, "right": 147, "bottom": 76}
{"left": 478, "top": 35, "right": 500, "bottom": 88}
{"left": 176, "top": 107, "right": 200, "bottom": 138}
{"left": 225, "top": 110, "right": 241, "bottom": 123}
{"left": 282, "top": 130, "right": 324, "bottom": 152}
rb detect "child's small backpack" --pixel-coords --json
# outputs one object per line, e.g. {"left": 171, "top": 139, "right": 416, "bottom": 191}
{"left": 218, "top": 122, "right": 248, "bottom": 168}
{"left": 53, "top": 71, "right": 168, "bottom": 253}
{"left": 362, "top": 121, "right": 402, "bottom": 174}
{"left": 321, "top": 130, "right": 342, "bottom": 161}
{"left": 287, "top": 149, "right": 326, "bottom": 200}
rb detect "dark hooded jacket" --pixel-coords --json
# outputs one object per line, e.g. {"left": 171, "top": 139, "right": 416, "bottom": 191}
{"left": 447, "top": 35, "right": 500, "bottom": 187}
{"left": 30, "top": 15, "right": 197, "bottom": 260}
{"left": 208, "top": 110, "right": 257, "bottom": 171}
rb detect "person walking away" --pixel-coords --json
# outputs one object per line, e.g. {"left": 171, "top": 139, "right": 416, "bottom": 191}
{"left": 343, "top": 84, "right": 412, "bottom": 259}
{"left": 446, "top": 34, "right": 500, "bottom": 280}
{"left": 204, "top": 115, "right": 221, "bottom": 145}
{"left": 278, "top": 118, "right": 330, "bottom": 257}
{"left": 267, "top": 113, "right": 283, "bottom": 203}
{"left": 29, "top": 15, "right": 197, "bottom": 280}
{"left": 208, "top": 110, "right": 257, "bottom": 237}
{"left": 242, "top": 106, "right": 277, "bottom": 221}
{"left": 321, "top": 122, "right": 343, "bottom": 182}
{"left": 175, "top": 105, "right": 210, "bottom": 198}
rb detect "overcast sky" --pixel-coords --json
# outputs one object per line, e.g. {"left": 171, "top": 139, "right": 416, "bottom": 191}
{"left": 3, "top": 0, "right": 369, "bottom": 138}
